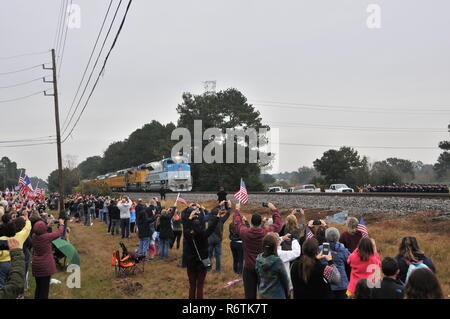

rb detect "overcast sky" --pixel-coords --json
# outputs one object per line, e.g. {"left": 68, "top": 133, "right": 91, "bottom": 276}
{"left": 1, "top": 0, "right": 449, "bottom": 180}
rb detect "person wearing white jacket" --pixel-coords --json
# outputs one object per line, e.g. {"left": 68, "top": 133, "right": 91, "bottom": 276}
{"left": 277, "top": 234, "right": 301, "bottom": 296}
{"left": 117, "top": 197, "right": 132, "bottom": 239}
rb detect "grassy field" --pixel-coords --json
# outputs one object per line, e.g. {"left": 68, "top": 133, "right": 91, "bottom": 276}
{"left": 25, "top": 201, "right": 450, "bottom": 299}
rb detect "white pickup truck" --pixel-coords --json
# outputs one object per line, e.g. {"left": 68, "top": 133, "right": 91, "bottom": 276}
{"left": 268, "top": 186, "right": 287, "bottom": 193}
{"left": 289, "top": 184, "right": 321, "bottom": 193}
{"left": 325, "top": 184, "right": 354, "bottom": 193}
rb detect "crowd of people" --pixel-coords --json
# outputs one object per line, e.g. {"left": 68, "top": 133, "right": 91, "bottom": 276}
{"left": 361, "top": 183, "right": 449, "bottom": 193}
{"left": 0, "top": 187, "right": 446, "bottom": 300}
{"left": 0, "top": 191, "right": 66, "bottom": 299}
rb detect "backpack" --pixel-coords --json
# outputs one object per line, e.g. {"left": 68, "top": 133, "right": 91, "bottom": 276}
{"left": 405, "top": 260, "right": 430, "bottom": 283}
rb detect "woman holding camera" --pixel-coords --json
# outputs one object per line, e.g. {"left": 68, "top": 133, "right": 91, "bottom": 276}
{"left": 183, "top": 208, "right": 225, "bottom": 299}
{"left": 290, "top": 238, "right": 341, "bottom": 299}
{"left": 32, "top": 218, "right": 64, "bottom": 299}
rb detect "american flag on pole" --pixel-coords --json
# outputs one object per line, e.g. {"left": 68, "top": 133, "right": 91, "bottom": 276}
{"left": 18, "top": 176, "right": 26, "bottom": 187}
{"left": 357, "top": 216, "right": 369, "bottom": 238}
{"left": 234, "top": 179, "right": 249, "bottom": 204}
{"left": 176, "top": 193, "right": 187, "bottom": 205}
{"left": 306, "top": 227, "right": 314, "bottom": 240}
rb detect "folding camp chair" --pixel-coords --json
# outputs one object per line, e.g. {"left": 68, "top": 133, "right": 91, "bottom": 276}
{"left": 111, "top": 242, "right": 145, "bottom": 277}
{"left": 112, "top": 250, "right": 137, "bottom": 277}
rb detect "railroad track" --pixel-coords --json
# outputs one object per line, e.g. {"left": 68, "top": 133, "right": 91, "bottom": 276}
{"left": 117, "top": 191, "right": 450, "bottom": 200}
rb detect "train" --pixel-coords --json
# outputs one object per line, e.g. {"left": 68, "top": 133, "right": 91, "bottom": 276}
{"left": 90, "top": 156, "right": 193, "bottom": 192}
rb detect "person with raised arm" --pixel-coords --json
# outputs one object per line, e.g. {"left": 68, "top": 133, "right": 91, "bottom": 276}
{"left": 233, "top": 202, "right": 282, "bottom": 299}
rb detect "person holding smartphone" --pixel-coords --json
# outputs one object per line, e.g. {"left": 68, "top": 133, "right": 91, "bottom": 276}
{"left": 318, "top": 227, "right": 351, "bottom": 299}
{"left": 290, "top": 238, "right": 341, "bottom": 299}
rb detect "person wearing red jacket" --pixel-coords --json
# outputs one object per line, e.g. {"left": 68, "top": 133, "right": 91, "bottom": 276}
{"left": 32, "top": 219, "right": 64, "bottom": 299}
{"left": 233, "top": 202, "right": 282, "bottom": 299}
{"left": 347, "top": 237, "right": 381, "bottom": 296}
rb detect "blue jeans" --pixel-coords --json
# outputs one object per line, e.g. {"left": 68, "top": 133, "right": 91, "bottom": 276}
{"left": 0, "top": 261, "right": 11, "bottom": 290}
{"left": 138, "top": 237, "right": 150, "bottom": 257}
{"left": 120, "top": 218, "right": 130, "bottom": 238}
{"left": 208, "top": 242, "right": 222, "bottom": 272}
{"left": 103, "top": 208, "right": 109, "bottom": 224}
{"left": 159, "top": 239, "right": 170, "bottom": 259}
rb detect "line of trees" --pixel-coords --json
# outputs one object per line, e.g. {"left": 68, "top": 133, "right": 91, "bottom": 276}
{"left": 70, "top": 88, "right": 270, "bottom": 192}
{"left": 47, "top": 91, "right": 449, "bottom": 194}
{"left": 265, "top": 145, "right": 449, "bottom": 190}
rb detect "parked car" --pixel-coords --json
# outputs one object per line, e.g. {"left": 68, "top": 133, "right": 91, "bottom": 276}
{"left": 325, "top": 184, "right": 354, "bottom": 193}
{"left": 268, "top": 186, "right": 287, "bottom": 193}
{"left": 292, "top": 184, "right": 321, "bottom": 193}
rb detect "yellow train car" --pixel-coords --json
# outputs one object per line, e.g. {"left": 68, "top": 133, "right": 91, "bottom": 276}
{"left": 126, "top": 167, "right": 149, "bottom": 191}
{"left": 103, "top": 170, "right": 127, "bottom": 192}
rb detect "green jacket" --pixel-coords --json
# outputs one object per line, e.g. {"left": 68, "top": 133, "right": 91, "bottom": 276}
{"left": 0, "top": 248, "right": 24, "bottom": 299}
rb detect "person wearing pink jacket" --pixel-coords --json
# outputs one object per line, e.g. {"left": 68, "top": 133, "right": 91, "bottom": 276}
{"left": 347, "top": 237, "right": 381, "bottom": 296}
{"left": 32, "top": 219, "right": 64, "bottom": 299}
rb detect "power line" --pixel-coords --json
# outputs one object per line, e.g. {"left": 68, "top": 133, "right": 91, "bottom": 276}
{"left": 62, "top": 0, "right": 123, "bottom": 135}
{"left": 0, "top": 136, "right": 56, "bottom": 144}
{"left": 0, "top": 50, "right": 49, "bottom": 60}
{"left": 277, "top": 142, "right": 438, "bottom": 150}
{"left": 0, "top": 64, "right": 48, "bottom": 76}
{"left": 61, "top": 0, "right": 114, "bottom": 130}
{"left": 268, "top": 121, "right": 448, "bottom": 133}
{"left": 57, "top": 0, "right": 73, "bottom": 77}
{"left": 253, "top": 100, "right": 450, "bottom": 115}
{"left": 0, "top": 76, "right": 45, "bottom": 89}
{"left": 62, "top": 0, "right": 133, "bottom": 143}
{"left": 0, "top": 141, "right": 56, "bottom": 148}
{"left": 55, "top": 0, "right": 69, "bottom": 58}
{"left": 0, "top": 90, "right": 49, "bottom": 103}
{"left": 53, "top": 0, "right": 65, "bottom": 50}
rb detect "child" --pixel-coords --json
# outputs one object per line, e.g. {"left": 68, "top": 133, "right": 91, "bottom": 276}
{"left": 372, "top": 257, "right": 404, "bottom": 299}
{"left": 347, "top": 237, "right": 381, "bottom": 297}
{"left": 255, "top": 232, "right": 290, "bottom": 299}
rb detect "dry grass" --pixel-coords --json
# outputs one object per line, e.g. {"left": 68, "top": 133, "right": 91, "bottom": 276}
{"left": 24, "top": 201, "right": 450, "bottom": 298}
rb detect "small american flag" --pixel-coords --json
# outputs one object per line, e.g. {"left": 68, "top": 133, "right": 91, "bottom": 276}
{"left": 234, "top": 179, "right": 249, "bottom": 204}
{"left": 35, "top": 188, "right": 42, "bottom": 196}
{"left": 306, "top": 227, "right": 314, "bottom": 239}
{"left": 18, "top": 176, "right": 26, "bottom": 186}
{"left": 357, "top": 216, "right": 369, "bottom": 238}
{"left": 176, "top": 193, "right": 187, "bottom": 205}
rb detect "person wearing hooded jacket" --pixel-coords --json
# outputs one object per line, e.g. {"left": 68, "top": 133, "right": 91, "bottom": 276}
{"left": 256, "top": 233, "right": 290, "bottom": 299}
{"left": 32, "top": 219, "right": 64, "bottom": 299}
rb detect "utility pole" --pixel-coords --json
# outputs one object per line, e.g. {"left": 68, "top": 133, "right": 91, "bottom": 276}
{"left": 44, "top": 49, "right": 64, "bottom": 218}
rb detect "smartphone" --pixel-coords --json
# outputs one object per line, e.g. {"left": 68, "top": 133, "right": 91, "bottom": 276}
{"left": 322, "top": 242, "right": 330, "bottom": 255}
{"left": 262, "top": 202, "right": 268, "bottom": 208}
{"left": 0, "top": 240, "right": 9, "bottom": 250}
